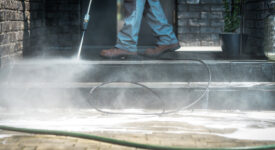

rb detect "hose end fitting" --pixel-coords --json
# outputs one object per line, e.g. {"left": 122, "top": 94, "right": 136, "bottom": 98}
{"left": 83, "top": 14, "right": 90, "bottom": 31}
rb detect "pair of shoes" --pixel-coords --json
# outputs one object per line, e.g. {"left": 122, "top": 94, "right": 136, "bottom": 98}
{"left": 139, "top": 43, "right": 180, "bottom": 58}
{"left": 100, "top": 43, "right": 180, "bottom": 59}
{"left": 100, "top": 48, "right": 137, "bottom": 59}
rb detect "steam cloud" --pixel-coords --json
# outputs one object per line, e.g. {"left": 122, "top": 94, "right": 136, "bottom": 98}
{"left": 0, "top": 59, "right": 91, "bottom": 111}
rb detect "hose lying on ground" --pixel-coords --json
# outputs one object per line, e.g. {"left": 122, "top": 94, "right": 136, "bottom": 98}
{"left": 88, "top": 59, "right": 212, "bottom": 115}
{"left": 89, "top": 81, "right": 167, "bottom": 116}
{"left": 0, "top": 125, "right": 275, "bottom": 150}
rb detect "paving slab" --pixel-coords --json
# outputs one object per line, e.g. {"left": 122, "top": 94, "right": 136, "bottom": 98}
{"left": 1, "top": 109, "right": 275, "bottom": 149}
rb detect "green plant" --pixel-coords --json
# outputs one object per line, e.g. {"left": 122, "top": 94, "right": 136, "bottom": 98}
{"left": 223, "top": 0, "right": 241, "bottom": 32}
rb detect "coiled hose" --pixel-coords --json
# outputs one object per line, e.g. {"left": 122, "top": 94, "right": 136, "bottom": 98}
{"left": 88, "top": 59, "right": 211, "bottom": 115}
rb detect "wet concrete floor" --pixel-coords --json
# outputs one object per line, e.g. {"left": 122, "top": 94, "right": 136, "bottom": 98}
{"left": 0, "top": 109, "right": 275, "bottom": 149}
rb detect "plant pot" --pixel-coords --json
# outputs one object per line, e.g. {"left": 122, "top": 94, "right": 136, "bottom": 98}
{"left": 220, "top": 33, "right": 241, "bottom": 58}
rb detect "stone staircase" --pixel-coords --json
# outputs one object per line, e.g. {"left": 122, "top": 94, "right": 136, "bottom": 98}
{"left": 0, "top": 59, "right": 274, "bottom": 111}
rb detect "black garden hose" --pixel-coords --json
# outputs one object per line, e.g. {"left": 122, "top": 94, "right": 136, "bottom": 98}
{"left": 88, "top": 58, "right": 212, "bottom": 115}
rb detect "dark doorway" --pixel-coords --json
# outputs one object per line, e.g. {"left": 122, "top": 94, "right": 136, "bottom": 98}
{"left": 81, "top": 0, "right": 176, "bottom": 49}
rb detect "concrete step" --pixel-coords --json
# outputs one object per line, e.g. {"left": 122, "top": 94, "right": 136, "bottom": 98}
{"left": 1, "top": 81, "right": 275, "bottom": 90}
{"left": 0, "top": 81, "right": 274, "bottom": 110}
{"left": 0, "top": 59, "right": 274, "bottom": 82}
{"left": 0, "top": 59, "right": 274, "bottom": 110}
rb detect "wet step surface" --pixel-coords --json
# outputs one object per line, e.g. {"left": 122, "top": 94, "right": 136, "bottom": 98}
{"left": 0, "top": 59, "right": 274, "bottom": 82}
{"left": 0, "top": 59, "right": 274, "bottom": 110}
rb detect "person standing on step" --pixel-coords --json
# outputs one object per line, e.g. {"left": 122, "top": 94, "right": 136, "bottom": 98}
{"left": 100, "top": 0, "right": 180, "bottom": 59}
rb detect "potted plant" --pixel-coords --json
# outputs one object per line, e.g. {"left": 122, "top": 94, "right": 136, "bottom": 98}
{"left": 220, "top": 0, "right": 242, "bottom": 58}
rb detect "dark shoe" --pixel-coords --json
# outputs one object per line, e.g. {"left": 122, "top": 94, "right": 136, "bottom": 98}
{"left": 100, "top": 48, "right": 137, "bottom": 59}
{"left": 140, "top": 43, "right": 180, "bottom": 58}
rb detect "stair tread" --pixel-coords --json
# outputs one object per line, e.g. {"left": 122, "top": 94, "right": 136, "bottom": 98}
{"left": 10, "top": 59, "right": 274, "bottom": 65}
{"left": 1, "top": 82, "right": 275, "bottom": 89}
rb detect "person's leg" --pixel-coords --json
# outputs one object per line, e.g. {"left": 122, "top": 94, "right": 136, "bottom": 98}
{"left": 115, "top": 0, "right": 146, "bottom": 52}
{"left": 100, "top": 0, "right": 146, "bottom": 58}
{"left": 144, "top": 0, "right": 178, "bottom": 46}
{"left": 139, "top": 0, "right": 179, "bottom": 57}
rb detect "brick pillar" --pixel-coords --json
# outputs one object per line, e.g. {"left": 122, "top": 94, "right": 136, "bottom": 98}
{"left": 177, "top": 0, "right": 224, "bottom": 47}
{"left": 0, "top": 0, "right": 25, "bottom": 66}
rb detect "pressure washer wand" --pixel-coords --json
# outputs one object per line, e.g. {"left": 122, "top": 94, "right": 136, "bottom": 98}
{"left": 77, "top": 0, "right": 93, "bottom": 60}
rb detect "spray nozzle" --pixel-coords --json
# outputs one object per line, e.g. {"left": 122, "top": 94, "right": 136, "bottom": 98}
{"left": 83, "top": 14, "right": 90, "bottom": 31}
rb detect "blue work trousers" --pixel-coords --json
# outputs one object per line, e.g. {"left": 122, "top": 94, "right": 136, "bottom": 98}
{"left": 115, "top": 0, "right": 178, "bottom": 52}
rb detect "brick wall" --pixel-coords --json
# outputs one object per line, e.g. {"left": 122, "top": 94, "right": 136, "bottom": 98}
{"left": 177, "top": 0, "right": 225, "bottom": 47}
{"left": 0, "top": 0, "right": 28, "bottom": 66}
{"left": 0, "top": 0, "right": 80, "bottom": 66}
{"left": 0, "top": 0, "right": 45, "bottom": 66}
{"left": 243, "top": 0, "right": 269, "bottom": 56}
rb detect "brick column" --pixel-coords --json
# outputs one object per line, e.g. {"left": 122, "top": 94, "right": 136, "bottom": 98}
{"left": 0, "top": 0, "right": 25, "bottom": 66}
{"left": 177, "top": 0, "right": 225, "bottom": 47}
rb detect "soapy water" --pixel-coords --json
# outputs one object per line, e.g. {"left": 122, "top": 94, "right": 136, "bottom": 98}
{"left": 0, "top": 109, "right": 275, "bottom": 141}
{"left": 0, "top": 59, "right": 275, "bottom": 142}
